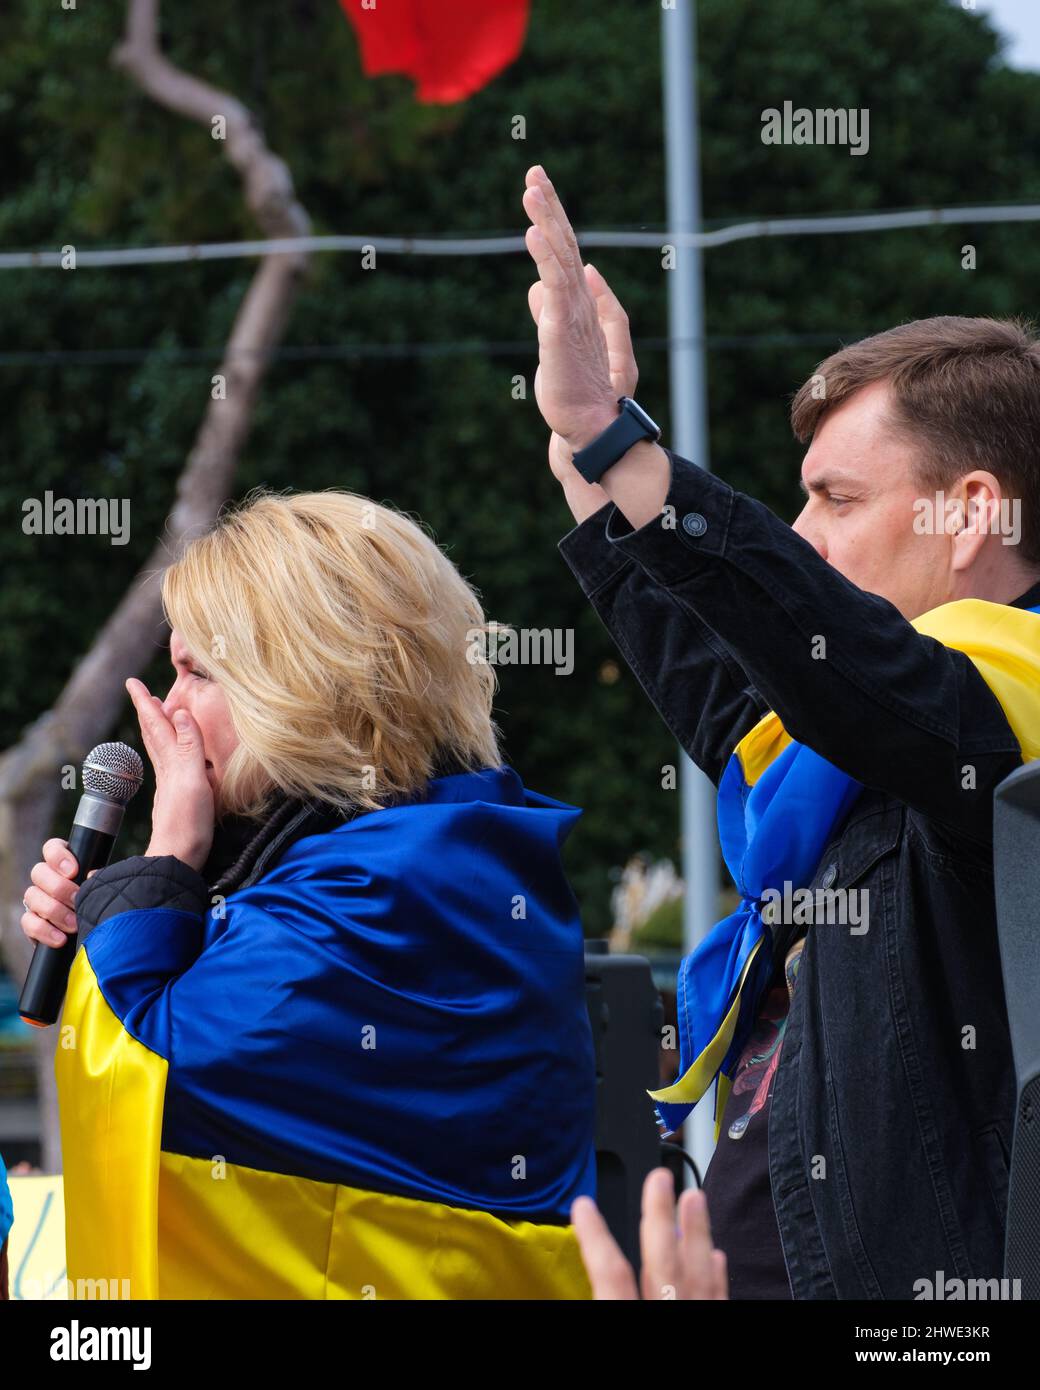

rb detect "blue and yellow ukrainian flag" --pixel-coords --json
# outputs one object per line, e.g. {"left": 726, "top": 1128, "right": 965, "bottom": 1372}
{"left": 650, "top": 599, "right": 1040, "bottom": 1137}
{"left": 56, "top": 767, "right": 596, "bottom": 1299}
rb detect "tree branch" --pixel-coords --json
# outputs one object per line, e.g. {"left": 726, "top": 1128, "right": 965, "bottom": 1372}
{"left": 0, "top": 0, "right": 312, "bottom": 1170}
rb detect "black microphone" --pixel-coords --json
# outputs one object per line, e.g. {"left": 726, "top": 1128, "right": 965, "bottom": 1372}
{"left": 19, "top": 741, "right": 144, "bottom": 1028}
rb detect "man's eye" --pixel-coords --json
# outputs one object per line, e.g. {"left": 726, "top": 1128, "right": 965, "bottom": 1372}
{"left": 829, "top": 496, "right": 852, "bottom": 507}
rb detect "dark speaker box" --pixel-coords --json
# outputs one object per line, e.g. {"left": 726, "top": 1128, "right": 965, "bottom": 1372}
{"left": 584, "top": 946, "right": 665, "bottom": 1273}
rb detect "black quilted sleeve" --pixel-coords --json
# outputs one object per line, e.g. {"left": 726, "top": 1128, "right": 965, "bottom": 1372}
{"left": 75, "top": 855, "right": 209, "bottom": 934}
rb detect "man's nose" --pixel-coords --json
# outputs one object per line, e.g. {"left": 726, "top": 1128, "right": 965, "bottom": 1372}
{"left": 792, "top": 506, "right": 827, "bottom": 561}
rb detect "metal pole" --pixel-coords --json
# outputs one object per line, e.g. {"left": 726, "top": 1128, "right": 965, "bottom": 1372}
{"left": 661, "top": 0, "right": 718, "bottom": 1181}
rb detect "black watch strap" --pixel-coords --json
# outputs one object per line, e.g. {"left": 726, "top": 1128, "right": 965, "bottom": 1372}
{"left": 571, "top": 397, "right": 662, "bottom": 484}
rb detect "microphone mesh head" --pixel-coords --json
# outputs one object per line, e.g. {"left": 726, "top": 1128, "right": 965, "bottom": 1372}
{"left": 82, "top": 742, "right": 145, "bottom": 805}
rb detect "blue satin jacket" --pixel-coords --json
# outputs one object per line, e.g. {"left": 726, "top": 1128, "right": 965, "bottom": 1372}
{"left": 72, "top": 766, "right": 597, "bottom": 1226}
{"left": 0, "top": 1153, "right": 12, "bottom": 1249}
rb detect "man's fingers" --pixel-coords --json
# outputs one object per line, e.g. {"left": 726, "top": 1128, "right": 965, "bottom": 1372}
{"left": 677, "top": 1187, "right": 722, "bottom": 1299}
{"left": 638, "top": 1167, "right": 681, "bottom": 1300}
{"left": 522, "top": 191, "right": 583, "bottom": 302}
{"left": 677, "top": 1184, "right": 714, "bottom": 1253}
{"left": 585, "top": 263, "right": 638, "bottom": 394}
{"left": 520, "top": 165, "right": 620, "bottom": 444}
{"left": 527, "top": 280, "right": 544, "bottom": 325}
{"left": 585, "top": 263, "right": 627, "bottom": 325}
{"left": 570, "top": 1195, "right": 639, "bottom": 1300}
{"left": 524, "top": 166, "right": 585, "bottom": 290}
{"left": 524, "top": 221, "right": 612, "bottom": 384}
{"left": 524, "top": 220, "right": 569, "bottom": 297}
{"left": 711, "top": 1248, "right": 729, "bottom": 1301}
{"left": 522, "top": 175, "right": 590, "bottom": 317}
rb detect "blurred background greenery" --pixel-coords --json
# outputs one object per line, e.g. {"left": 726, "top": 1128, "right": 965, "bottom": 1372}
{"left": 2, "top": 0, "right": 1040, "bottom": 971}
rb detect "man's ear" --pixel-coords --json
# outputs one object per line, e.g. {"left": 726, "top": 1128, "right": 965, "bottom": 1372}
{"left": 950, "top": 471, "right": 1001, "bottom": 572}
{"left": 964, "top": 472, "right": 1004, "bottom": 534}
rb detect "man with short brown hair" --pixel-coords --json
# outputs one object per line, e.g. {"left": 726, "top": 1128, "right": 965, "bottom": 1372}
{"left": 522, "top": 165, "right": 1040, "bottom": 1299}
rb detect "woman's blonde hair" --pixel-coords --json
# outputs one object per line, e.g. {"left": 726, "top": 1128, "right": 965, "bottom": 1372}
{"left": 161, "top": 489, "right": 501, "bottom": 820}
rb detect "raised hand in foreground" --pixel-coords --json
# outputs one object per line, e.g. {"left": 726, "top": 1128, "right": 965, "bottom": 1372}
{"left": 572, "top": 1166, "right": 729, "bottom": 1301}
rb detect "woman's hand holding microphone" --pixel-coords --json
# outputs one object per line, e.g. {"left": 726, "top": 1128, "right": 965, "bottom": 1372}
{"left": 19, "top": 840, "right": 92, "bottom": 951}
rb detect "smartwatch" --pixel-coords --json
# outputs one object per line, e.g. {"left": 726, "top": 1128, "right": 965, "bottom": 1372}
{"left": 572, "top": 397, "right": 662, "bottom": 485}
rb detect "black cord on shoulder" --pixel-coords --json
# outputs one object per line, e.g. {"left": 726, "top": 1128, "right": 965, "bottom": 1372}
{"left": 660, "top": 1139, "right": 703, "bottom": 1190}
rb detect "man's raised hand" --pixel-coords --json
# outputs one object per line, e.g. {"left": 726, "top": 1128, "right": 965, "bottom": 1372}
{"left": 571, "top": 1167, "right": 729, "bottom": 1301}
{"left": 524, "top": 165, "right": 669, "bottom": 530}
{"left": 522, "top": 165, "right": 621, "bottom": 451}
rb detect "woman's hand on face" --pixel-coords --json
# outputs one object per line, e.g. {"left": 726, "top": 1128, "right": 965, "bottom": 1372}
{"left": 126, "top": 677, "right": 215, "bottom": 873}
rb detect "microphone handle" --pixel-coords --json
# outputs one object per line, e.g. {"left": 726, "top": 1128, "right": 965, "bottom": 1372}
{"left": 18, "top": 816, "right": 120, "bottom": 1029}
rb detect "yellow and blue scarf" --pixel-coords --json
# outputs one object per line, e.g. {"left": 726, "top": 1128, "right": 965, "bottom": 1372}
{"left": 650, "top": 598, "right": 1040, "bottom": 1137}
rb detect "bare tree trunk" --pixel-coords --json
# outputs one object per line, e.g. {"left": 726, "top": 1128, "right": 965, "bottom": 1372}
{"left": 0, "top": 0, "right": 311, "bottom": 1171}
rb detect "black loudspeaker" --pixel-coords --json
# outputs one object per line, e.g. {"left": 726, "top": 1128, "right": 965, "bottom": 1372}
{"left": 584, "top": 945, "right": 665, "bottom": 1273}
{"left": 993, "top": 760, "right": 1040, "bottom": 1298}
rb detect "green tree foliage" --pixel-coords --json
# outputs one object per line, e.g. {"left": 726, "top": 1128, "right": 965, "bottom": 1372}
{"left": 2, "top": 0, "right": 1040, "bottom": 933}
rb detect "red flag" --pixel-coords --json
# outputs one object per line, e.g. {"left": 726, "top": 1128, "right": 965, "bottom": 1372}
{"left": 339, "top": 0, "right": 530, "bottom": 104}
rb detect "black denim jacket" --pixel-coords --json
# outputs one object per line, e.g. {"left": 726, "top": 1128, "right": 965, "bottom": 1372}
{"left": 559, "top": 449, "right": 1040, "bottom": 1300}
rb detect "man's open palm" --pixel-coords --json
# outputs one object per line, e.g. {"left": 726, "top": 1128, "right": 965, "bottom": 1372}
{"left": 522, "top": 166, "right": 639, "bottom": 451}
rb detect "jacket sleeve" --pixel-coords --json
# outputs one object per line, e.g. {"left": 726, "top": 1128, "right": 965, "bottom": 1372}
{"left": 76, "top": 854, "right": 210, "bottom": 931}
{"left": 575, "top": 450, "right": 1025, "bottom": 845}
{"left": 72, "top": 856, "right": 210, "bottom": 1040}
{"left": 559, "top": 499, "right": 771, "bottom": 786}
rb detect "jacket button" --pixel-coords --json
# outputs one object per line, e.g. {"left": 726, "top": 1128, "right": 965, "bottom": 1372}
{"left": 820, "top": 862, "right": 837, "bottom": 888}
{"left": 682, "top": 512, "right": 708, "bottom": 538}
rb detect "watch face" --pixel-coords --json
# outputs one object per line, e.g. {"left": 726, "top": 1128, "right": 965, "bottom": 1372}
{"left": 622, "top": 397, "right": 661, "bottom": 438}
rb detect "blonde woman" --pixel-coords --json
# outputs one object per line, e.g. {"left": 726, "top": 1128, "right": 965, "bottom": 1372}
{"left": 22, "top": 490, "right": 596, "bottom": 1300}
